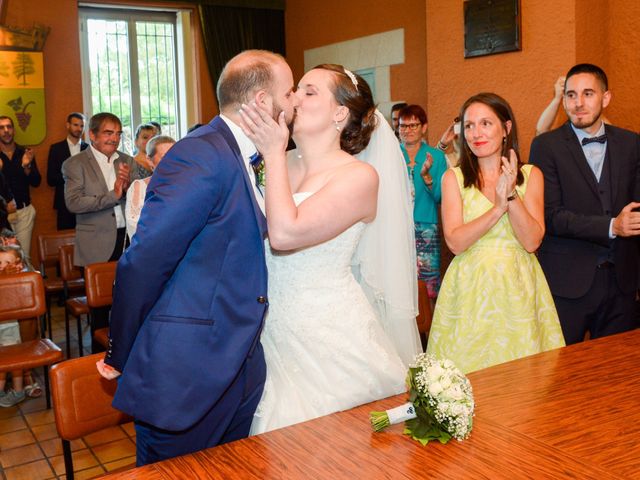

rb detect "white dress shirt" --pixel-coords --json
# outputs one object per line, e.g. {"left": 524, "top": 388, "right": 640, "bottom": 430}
{"left": 90, "top": 145, "right": 126, "bottom": 228}
{"left": 67, "top": 137, "right": 82, "bottom": 157}
{"left": 571, "top": 121, "right": 607, "bottom": 181}
{"left": 220, "top": 114, "right": 265, "bottom": 215}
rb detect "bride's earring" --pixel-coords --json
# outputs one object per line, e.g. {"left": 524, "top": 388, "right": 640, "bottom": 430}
{"left": 335, "top": 120, "right": 341, "bottom": 131}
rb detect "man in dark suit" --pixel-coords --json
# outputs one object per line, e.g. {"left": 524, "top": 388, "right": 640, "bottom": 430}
{"left": 97, "top": 50, "right": 297, "bottom": 466}
{"left": 530, "top": 63, "right": 640, "bottom": 345}
{"left": 47, "top": 113, "right": 88, "bottom": 230}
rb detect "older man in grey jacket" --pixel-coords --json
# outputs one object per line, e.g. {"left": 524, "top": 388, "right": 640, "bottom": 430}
{"left": 63, "top": 112, "right": 135, "bottom": 267}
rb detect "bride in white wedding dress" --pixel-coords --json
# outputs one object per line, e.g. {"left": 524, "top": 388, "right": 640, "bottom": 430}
{"left": 239, "top": 64, "right": 421, "bottom": 434}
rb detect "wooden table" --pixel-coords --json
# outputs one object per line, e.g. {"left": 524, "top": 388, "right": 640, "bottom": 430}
{"left": 103, "top": 330, "right": 640, "bottom": 479}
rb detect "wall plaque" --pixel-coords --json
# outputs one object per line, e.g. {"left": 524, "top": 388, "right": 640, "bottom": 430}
{"left": 464, "top": 0, "right": 521, "bottom": 58}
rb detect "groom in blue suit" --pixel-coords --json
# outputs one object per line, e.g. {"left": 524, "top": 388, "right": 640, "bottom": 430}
{"left": 100, "top": 50, "right": 297, "bottom": 465}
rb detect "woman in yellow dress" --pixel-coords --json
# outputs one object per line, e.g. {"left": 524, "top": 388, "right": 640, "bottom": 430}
{"left": 427, "top": 93, "right": 565, "bottom": 374}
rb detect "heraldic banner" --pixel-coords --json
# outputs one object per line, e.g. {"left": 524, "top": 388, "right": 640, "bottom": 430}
{"left": 0, "top": 50, "right": 45, "bottom": 145}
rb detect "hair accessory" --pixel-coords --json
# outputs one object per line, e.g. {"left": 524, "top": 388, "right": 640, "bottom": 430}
{"left": 343, "top": 68, "right": 358, "bottom": 90}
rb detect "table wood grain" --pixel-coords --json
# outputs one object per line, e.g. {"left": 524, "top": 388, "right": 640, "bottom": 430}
{"left": 101, "top": 329, "right": 640, "bottom": 479}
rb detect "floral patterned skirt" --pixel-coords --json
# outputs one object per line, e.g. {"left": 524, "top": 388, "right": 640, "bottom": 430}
{"left": 415, "top": 221, "right": 441, "bottom": 297}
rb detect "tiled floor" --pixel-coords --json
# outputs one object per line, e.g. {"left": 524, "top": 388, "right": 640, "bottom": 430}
{"left": 0, "top": 303, "right": 136, "bottom": 480}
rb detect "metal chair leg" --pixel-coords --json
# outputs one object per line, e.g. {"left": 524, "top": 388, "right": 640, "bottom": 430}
{"left": 64, "top": 305, "right": 71, "bottom": 359}
{"left": 43, "top": 295, "right": 51, "bottom": 338}
{"left": 62, "top": 439, "right": 75, "bottom": 480}
{"left": 77, "top": 313, "right": 84, "bottom": 357}
{"left": 43, "top": 365, "right": 51, "bottom": 409}
{"left": 47, "top": 301, "right": 53, "bottom": 340}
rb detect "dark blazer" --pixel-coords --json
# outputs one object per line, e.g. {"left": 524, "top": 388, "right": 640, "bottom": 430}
{"left": 530, "top": 122, "right": 640, "bottom": 299}
{"left": 47, "top": 138, "right": 88, "bottom": 210}
{"left": 105, "top": 116, "right": 268, "bottom": 431}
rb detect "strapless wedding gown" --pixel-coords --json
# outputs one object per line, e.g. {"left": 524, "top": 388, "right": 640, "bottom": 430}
{"left": 250, "top": 192, "right": 407, "bottom": 435}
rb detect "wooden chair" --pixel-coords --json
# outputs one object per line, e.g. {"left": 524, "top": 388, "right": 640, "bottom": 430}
{"left": 0, "top": 272, "right": 64, "bottom": 408}
{"left": 59, "top": 244, "right": 89, "bottom": 358}
{"left": 416, "top": 281, "right": 433, "bottom": 349}
{"left": 85, "top": 262, "right": 117, "bottom": 353}
{"left": 50, "top": 353, "right": 133, "bottom": 480}
{"left": 37, "top": 231, "right": 82, "bottom": 337}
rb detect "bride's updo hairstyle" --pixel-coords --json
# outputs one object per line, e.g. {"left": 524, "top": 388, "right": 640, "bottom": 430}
{"left": 313, "top": 64, "right": 378, "bottom": 155}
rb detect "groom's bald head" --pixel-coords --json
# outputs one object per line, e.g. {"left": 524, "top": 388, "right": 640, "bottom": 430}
{"left": 217, "top": 50, "right": 288, "bottom": 114}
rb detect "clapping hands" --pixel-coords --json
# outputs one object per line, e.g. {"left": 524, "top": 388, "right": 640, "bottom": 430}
{"left": 495, "top": 148, "right": 518, "bottom": 212}
{"left": 114, "top": 163, "right": 131, "bottom": 199}
{"left": 421, "top": 153, "right": 434, "bottom": 187}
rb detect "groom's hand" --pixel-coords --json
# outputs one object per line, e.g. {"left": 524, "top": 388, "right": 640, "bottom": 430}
{"left": 97, "top": 357, "right": 121, "bottom": 380}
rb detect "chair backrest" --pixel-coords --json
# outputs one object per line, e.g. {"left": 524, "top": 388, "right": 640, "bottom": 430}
{"left": 0, "top": 272, "right": 46, "bottom": 322}
{"left": 37, "top": 230, "right": 75, "bottom": 272}
{"left": 50, "top": 353, "right": 131, "bottom": 440}
{"left": 58, "top": 244, "right": 82, "bottom": 282}
{"left": 85, "top": 262, "right": 117, "bottom": 308}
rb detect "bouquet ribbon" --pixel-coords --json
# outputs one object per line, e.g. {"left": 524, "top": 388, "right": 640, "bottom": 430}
{"left": 386, "top": 402, "right": 417, "bottom": 425}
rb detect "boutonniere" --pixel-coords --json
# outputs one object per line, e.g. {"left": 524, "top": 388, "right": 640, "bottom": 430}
{"left": 255, "top": 161, "right": 265, "bottom": 188}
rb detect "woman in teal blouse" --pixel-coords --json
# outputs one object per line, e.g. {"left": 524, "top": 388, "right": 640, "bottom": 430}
{"left": 399, "top": 105, "right": 448, "bottom": 328}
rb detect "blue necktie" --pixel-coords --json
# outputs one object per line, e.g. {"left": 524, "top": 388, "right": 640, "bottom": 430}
{"left": 582, "top": 134, "right": 607, "bottom": 146}
{"left": 249, "top": 152, "right": 263, "bottom": 194}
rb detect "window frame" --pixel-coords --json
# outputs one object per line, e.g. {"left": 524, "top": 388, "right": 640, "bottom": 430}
{"left": 79, "top": 5, "right": 184, "bottom": 152}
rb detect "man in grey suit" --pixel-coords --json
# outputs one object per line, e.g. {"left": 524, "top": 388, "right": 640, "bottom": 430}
{"left": 62, "top": 112, "right": 134, "bottom": 268}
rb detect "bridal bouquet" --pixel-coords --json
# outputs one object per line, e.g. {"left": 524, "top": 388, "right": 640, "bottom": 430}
{"left": 370, "top": 353, "right": 474, "bottom": 446}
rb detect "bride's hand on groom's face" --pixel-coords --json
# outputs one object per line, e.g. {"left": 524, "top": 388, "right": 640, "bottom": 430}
{"left": 239, "top": 102, "right": 289, "bottom": 159}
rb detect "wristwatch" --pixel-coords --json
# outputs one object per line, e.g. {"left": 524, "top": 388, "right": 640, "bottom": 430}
{"left": 507, "top": 190, "right": 518, "bottom": 201}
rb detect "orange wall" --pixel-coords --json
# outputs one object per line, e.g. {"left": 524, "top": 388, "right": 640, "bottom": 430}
{"left": 3, "top": 0, "right": 215, "bottom": 261}
{"left": 286, "top": 0, "right": 640, "bottom": 158}
{"left": 604, "top": 0, "right": 640, "bottom": 132}
{"left": 425, "top": 0, "right": 639, "bottom": 157}
{"left": 285, "top": 0, "right": 428, "bottom": 108}
{"left": 425, "top": 0, "right": 576, "bottom": 158}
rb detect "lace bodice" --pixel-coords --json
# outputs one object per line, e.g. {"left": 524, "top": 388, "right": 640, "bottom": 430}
{"left": 265, "top": 192, "right": 365, "bottom": 292}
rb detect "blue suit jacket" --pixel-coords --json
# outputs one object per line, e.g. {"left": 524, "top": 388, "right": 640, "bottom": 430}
{"left": 105, "top": 117, "right": 268, "bottom": 431}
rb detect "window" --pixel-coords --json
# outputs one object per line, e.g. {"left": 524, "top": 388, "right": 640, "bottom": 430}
{"left": 355, "top": 68, "right": 376, "bottom": 101}
{"left": 79, "top": 7, "right": 184, "bottom": 153}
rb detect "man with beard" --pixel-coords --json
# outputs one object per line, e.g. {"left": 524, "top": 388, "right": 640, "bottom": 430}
{"left": 0, "top": 116, "right": 41, "bottom": 260}
{"left": 47, "top": 113, "right": 88, "bottom": 230}
{"left": 97, "top": 50, "right": 297, "bottom": 465}
{"left": 530, "top": 63, "right": 640, "bottom": 345}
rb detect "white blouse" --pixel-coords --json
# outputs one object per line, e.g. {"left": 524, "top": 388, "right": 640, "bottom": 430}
{"left": 125, "top": 178, "right": 148, "bottom": 240}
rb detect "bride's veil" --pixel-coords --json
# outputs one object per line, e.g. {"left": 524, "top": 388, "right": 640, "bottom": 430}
{"left": 352, "top": 110, "right": 422, "bottom": 366}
